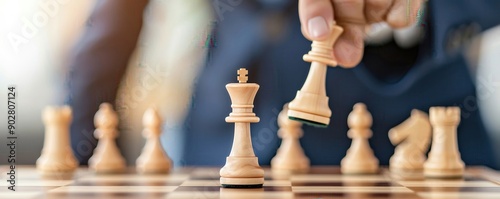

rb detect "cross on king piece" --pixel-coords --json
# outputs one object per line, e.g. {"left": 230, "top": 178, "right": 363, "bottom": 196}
{"left": 237, "top": 68, "right": 248, "bottom": 83}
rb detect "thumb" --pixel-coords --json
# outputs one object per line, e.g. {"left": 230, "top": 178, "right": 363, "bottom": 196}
{"left": 299, "top": 0, "right": 335, "bottom": 41}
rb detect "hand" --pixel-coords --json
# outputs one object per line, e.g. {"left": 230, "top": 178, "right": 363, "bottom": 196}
{"left": 299, "top": 0, "right": 422, "bottom": 67}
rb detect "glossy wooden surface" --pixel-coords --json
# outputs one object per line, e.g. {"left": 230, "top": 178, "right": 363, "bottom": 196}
{"left": 2, "top": 166, "right": 500, "bottom": 199}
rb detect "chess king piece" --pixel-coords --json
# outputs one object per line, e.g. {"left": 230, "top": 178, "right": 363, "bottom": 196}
{"left": 271, "top": 103, "right": 310, "bottom": 172}
{"left": 88, "top": 103, "right": 126, "bottom": 173}
{"left": 288, "top": 24, "right": 347, "bottom": 127}
{"left": 220, "top": 68, "right": 264, "bottom": 188}
{"left": 389, "top": 110, "right": 431, "bottom": 179}
{"left": 341, "top": 103, "right": 379, "bottom": 174}
{"left": 36, "top": 106, "right": 79, "bottom": 175}
{"left": 136, "top": 107, "right": 172, "bottom": 174}
{"left": 424, "top": 107, "right": 465, "bottom": 178}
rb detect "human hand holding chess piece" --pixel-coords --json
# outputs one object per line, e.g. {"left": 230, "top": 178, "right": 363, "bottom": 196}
{"left": 298, "top": 0, "right": 423, "bottom": 67}
{"left": 287, "top": 25, "right": 343, "bottom": 127}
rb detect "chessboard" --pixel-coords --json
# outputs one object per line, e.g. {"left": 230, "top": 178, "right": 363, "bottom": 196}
{"left": 2, "top": 166, "right": 500, "bottom": 199}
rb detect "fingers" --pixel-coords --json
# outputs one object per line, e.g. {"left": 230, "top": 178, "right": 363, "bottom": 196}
{"left": 330, "top": 0, "right": 365, "bottom": 67}
{"left": 386, "top": 0, "right": 423, "bottom": 28}
{"left": 332, "top": 0, "right": 365, "bottom": 24}
{"left": 299, "top": 0, "right": 422, "bottom": 67}
{"left": 334, "top": 23, "right": 365, "bottom": 67}
{"left": 364, "top": 0, "right": 394, "bottom": 23}
{"left": 299, "top": 0, "right": 334, "bottom": 40}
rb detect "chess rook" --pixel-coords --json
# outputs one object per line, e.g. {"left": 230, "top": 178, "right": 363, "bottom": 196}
{"left": 389, "top": 110, "right": 431, "bottom": 179}
{"left": 424, "top": 107, "right": 465, "bottom": 178}
{"left": 341, "top": 103, "right": 379, "bottom": 174}
{"left": 136, "top": 107, "right": 172, "bottom": 174}
{"left": 88, "top": 103, "right": 126, "bottom": 173}
{"left": 271, "top": 103, "right": 310, "bottom": 172}
{"left": 288, "top": 25, "right": 343, "bottom": 127}
{"left": 36, "top": 106, "right": 78, "bottom": 175}
{"left": 220, "top": 68, "right": 264, "bottom": 188}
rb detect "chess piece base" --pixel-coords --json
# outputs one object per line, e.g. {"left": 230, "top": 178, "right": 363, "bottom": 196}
{"left": 389, "top": 168, "right": 424, "bottom": 180}
{"left": 271, "top": 158, "right": 310, "bottom": 172}
{"left": 92, "top": 168, "right": 126, "bottom": 174}
{"left": 341, "top": 160, "right": 379, "bottom": 174}
{"left": 424, "top": 167, "right": 464, "bottom": 178}
{"left": 90, "top": 162, "right": 126, "bottom": 174}
{"left": 220, "top": 157, "right": 264, "bottom": 177}
{"left": 136, "top": 154, "right": 172, "bottom": 174}
{"left": 37, "top": 170, "right": 76, "bottom": 180}
{"left": 220, "top": 177, "right": 264, "bottom": 188}
{"left": 288, "top": 91, "right": 330, "bottom": 127}
{"left": 341, "top": 166, "right": 379, "bottom": 175}
{"left": 36, "top": 156, "right": 78, "bottom": 174}
{"left": 136, "top": 164, "right": 171, "bottom": 174}
{"left": 288, "top": 110, "right": 329, "bottom": 128}
{"left": 36, "top": 166, "right": 77, "bottom": 174}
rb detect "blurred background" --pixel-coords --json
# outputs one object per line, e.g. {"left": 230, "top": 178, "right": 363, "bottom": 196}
{"left": 0, "top": 0, "right": 500, "bottom": 168}
{"left": 0, "top": 0, "right": 211, "bottom": 165}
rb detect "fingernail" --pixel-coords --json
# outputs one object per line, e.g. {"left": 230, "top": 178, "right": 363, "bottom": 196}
{"left": 308, "top": 16, "right": 329, "bottom": 39}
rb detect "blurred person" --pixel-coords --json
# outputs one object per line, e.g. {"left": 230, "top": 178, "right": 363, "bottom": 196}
{"left": 66, "top": 0, "right": 500, "bottom": 169}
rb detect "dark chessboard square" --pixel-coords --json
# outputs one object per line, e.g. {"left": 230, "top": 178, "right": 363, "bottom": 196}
{"left": 44, "top": 192, "right": 169, "bottom": 199}
{"left": 188, "top": 176, "right": 220, "bottom": 180}
{"left": 291, "top": 181, "right": 399, "bottom": 187}
{"left": 221, "top": 184, "right": 263, "bottom": 188}
{"left": 294, "top": 192, "right": 421, "bottom": 199}
{"left": 72, "top": 181, "right": 183, "bottom": 186}
{"left": 410, "top": 187, "right": 500, "bottom": 192}
{"left": 174, "top": 186, "right": 292, "bottom": 192}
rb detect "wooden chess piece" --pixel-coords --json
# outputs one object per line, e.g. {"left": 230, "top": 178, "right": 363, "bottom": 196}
{"left": 136, "top": 107, "right": 172, "bottom": 174}
{"left": 36, "top": 106, "right": 79, "bottom": 175}
{"left": 288, "top": 24, "right": 345, "bottom": 127}
{"left": 220, "top": 68, "right": 264, "bottom": 188}
{"left": 424, "top": 107, "right": 465, "bottom": 178}
{"left": 389, "top": 110, "right": 431, "bottom": 179}
{"left": 271, "top": 103, "right": 310, "bottom": 172}
{"left": 341, "top": 103, "right": 379, "bottom": 174}
{"left": 88, "top": 103, "right": 126, "bottom": 173}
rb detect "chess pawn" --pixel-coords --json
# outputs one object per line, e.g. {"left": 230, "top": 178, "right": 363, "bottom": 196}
{"left": 271, "top": 103, "right": 310, "bottom": 172}
{"left": 424, "top": 107, "right": 465, "bottom": 178}
{"left": 136, "top": 107, "right": 172, "bottom": 174}
{"left": 389, "top": 110, "right": 431, "bottom": 179}
{"left": 220, "top": 68, "right": 264, "bottom": 188}
{"left": 88, "top": 103, "right": 126, "bottom": 173}
{"left": 341, "top": 103, "right": 379, "bottom": 174}
{"left": 36, "top": 106, "right": 79, "bottom": 175}
{"left": 288, "top": 24, "right": 345, "bottom": 127}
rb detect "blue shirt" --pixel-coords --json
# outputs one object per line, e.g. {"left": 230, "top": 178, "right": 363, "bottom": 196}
{"left": 176, "top": 0, "right": 500, "bottom": 169}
